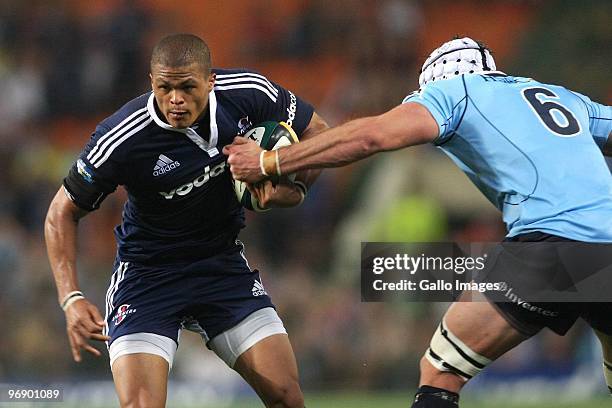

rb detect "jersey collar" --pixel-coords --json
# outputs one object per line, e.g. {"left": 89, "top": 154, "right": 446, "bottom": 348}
{"left": 147, "top": 91, "right": 219, "bottom": 157}
{"left": 483, "top": 71, "right": 507, "bottom": 77}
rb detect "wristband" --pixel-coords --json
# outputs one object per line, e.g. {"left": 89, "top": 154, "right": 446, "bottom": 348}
{"left": 293, "top": 180, "right": 308, "bottom": 197}
{"left": 274, "top": 150, "right": 282, "bottom": 176}
{"left": 259, "top": 150, "right": 269, "bottom": 176}
{"left": 60, "top": 290, "right": 85, "bottom": 311}
{"left": 262, "top": 150, "right": 279, "bottom": 177}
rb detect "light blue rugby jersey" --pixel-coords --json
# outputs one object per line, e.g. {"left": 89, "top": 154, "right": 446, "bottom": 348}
{"left": 403, "top": 73, "right": 612, "bottom": 242}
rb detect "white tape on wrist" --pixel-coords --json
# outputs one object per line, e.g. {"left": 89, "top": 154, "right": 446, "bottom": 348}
{"left": 274, "top": 150, "right": 282, "bottom": 176}
{"left": 259, "top": 150, "right": 268, "bottom": 176}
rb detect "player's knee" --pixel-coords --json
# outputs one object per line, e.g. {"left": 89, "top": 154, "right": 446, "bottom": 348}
{"left": 119, "top": 391, "right": 164, "bottom": 408}
{"left": 418, "top": 355, "right": 464, "bottom": 394}
{"left": 264, "top": 380, "right": 304, "bottom": 408}
{"left": 420, "top": 320, "right": 492, "bottom": 386}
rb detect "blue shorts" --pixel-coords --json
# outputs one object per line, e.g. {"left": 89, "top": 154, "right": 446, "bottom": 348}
{"left": 103, "top": 240, "right": 274, "bottom": 345}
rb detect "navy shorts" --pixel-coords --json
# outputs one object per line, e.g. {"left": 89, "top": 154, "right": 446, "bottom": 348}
{"left": 479, "top": 232, "right": 612, "bottom": 336}
{"left": 104, "top": 240, "right": 274, "bottom": 346}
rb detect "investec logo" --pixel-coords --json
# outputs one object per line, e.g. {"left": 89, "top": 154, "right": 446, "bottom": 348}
{"left": 159, "top": 162, "right": 226, "bottom": 200}
{"left": 153, "top": 154, "right": 180, "bottom": 176}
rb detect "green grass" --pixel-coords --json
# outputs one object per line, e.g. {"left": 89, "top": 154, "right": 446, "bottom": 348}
{"left": 9, "top": 392, "right": 607, "bottom": 408}
{"left": 225, "top": 392, "right": 610, "bottom": 408}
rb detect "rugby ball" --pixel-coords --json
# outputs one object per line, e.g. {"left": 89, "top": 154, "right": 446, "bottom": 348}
{"left": 233, "top": 121, "right": 299, "bottom": 211}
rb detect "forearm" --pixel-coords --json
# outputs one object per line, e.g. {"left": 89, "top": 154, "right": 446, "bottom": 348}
{"left": 279, "top": 117, "right": 379, "bottom": 175}
{"left": 45, "top": 189, "right": 84, "bottom": 303}
{"left": 276, "top": 103, "right": 439, "bottom": 175}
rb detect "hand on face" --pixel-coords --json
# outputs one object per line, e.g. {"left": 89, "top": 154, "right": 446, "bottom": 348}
{"left": 223, "top": 137, "right": 267, "bottom": 184}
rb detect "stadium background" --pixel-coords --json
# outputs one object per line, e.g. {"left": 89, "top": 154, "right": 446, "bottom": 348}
{"left": 0, "top": 0, "right": 610, "bottom": 406}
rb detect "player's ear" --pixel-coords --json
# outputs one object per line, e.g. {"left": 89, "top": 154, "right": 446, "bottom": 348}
{"left": 208, "top": 72, "right": 216, "bottom": 91}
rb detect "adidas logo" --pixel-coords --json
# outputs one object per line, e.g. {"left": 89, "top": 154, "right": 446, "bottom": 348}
{"left": 252, "top": 279, "right": 267, "bottom": 297}
{"left": 153, "top": 154, "right": 180, "bottom": 176}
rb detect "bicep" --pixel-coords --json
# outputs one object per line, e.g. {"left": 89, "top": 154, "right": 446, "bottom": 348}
{"left": 371, "top": 103, "right": 439, "bottom": 151}
{"left": 46, "top": 186, "right": 89, "bottom": 227}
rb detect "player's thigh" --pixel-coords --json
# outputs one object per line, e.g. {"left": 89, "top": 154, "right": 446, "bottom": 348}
{"left": 111, "top": 353, "right": 169, "bottom": 408}
{"left": 234, "top": 334, "right": 302, "bottom": 405}
{"left": 208, "top": 307, "right": 302, "bottom": 406}
{"left": 443, "top": 292, "right": 530, "bottom": 360}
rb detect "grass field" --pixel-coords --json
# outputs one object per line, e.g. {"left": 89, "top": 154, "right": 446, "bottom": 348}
{"left": 226, "top": 392, "right": 610, "bottom": 408}
{"left": 7, "top": 392, "right": 607, "bottom": 407}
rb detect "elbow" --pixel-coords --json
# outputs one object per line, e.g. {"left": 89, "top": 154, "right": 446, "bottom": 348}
{"left": 44, "top": 202, "right": 62, "bottom": 239}
{"left": 44, "top": 189, "right": 83, "bottom": 239}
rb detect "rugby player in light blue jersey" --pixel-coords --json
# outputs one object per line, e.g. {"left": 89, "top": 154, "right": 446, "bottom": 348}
{"left": 225, "top": 37, "right": 612, "bottom": 407}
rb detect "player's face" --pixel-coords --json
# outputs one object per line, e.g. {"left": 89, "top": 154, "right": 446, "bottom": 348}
{"left": 150, "top": 63, "right": 215, "bottom": 129}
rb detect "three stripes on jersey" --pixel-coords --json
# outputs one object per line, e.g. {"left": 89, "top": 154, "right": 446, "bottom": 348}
{"left": 85, "top": 72, "right": 280, "bottom": 170}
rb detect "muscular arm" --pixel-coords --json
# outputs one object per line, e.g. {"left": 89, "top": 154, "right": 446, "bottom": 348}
{"left": 45, "top": 187, "right": 109, "bottom": 361}
{"left": 45, "top": 187, "right": 88, "bottom": 303}
{"left": 279, "top": 103, "right": 438, "bottom": 174}
{"left": 225, "top": 103, "right": 439, "bottom": 183}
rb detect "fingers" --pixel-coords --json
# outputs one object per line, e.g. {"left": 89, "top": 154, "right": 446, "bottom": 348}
{"left": 247, "top": 182, "right": 266, "bottom": 207}
{"left": 231, "top": 136, "right": 249, "bottom": 145}
{"left": 68, "top": 331, "right": 82, "bottom": 362}
{"left": 67, "top": 326, "right": 107, "bottom": 362}
{"left": 81, "top": 318, "right": 103, "bottom": 334}
{"left": 250, "top": 181, "right": 275, "bottom": 208}
{"left": 223, "top": 136, "right": 249, "bottom": 155}
{"left": 223, "top": 138, "right": 267, "bottom": 184}
{"left": 66, "top": 303, "right": 109, "bottom": 362}
{"left": 89, "top": 306, "right": 106, "bottom": 327}
{"left": 262, "top": 180, "right": 276, "bottom": 194}
{"left": 259, "top": 182, "right": 303, "bottom": 208}
{"left": 90, "top": 333, "right": 111, "bottom": 342}
{"left": 246, "top": 183, "right": 258, "bottom": 199}
{"left": 82, "top": 343, "right": 102, "bottom": 357}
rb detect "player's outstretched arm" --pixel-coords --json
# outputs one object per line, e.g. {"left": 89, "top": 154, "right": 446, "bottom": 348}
{"left": 44, "top": 187, "right": 110, "bottom": 362}
{"left": 226, "top": 103, "right": 438, "bottom": 183}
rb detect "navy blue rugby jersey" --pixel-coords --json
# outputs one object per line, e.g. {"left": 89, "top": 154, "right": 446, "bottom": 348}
{"left": 63, "top": 69, "right": 314, "bottom": 263}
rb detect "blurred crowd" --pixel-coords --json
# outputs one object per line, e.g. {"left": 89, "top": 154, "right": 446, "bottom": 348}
{"left": 0, "top": 0, "right": 610, "bottom": 396}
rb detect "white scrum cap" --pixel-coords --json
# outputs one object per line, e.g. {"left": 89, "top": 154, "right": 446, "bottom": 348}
{"left": 418, "top": 37, "right": 496, "bottom": 88}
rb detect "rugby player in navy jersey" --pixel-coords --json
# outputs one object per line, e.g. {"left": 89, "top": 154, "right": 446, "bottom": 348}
{"left": 226, "top": 37, "right": 612, "bottom": 407}
{"left": 45, "top": 33, "right": 328, "bottom": 408}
